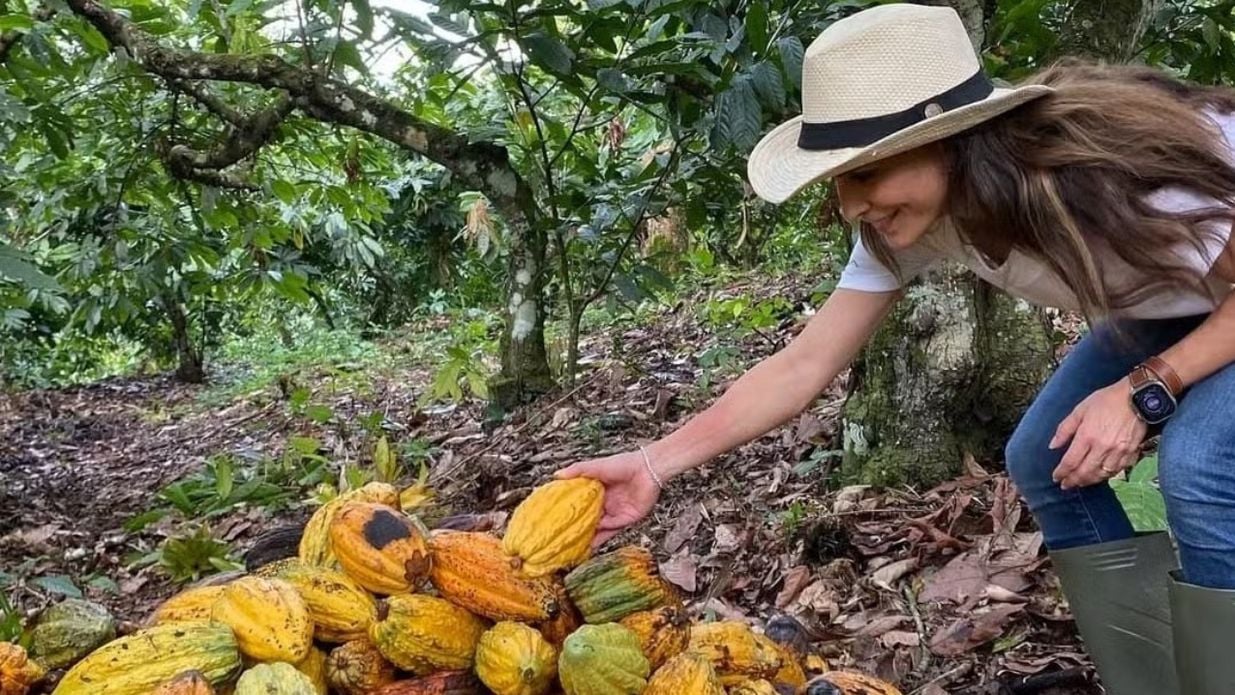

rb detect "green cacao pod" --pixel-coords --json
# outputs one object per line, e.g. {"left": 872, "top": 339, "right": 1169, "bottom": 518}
{"left": 234, "top": 662, "right": 318, "bottom": 695}
{"left": 29, "top": 599, "right": 117, "bottom": 670}
{"left": 558, "top": 623, "right": 649, "bottom": 695}
{"left": 563, "top": 546, "right": 678, "bottom": 624}
{"left": 52, "top": 620, "right": 241, "bottom": 695}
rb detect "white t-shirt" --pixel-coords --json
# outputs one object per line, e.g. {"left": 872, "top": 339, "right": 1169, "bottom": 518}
{"left": 835, "top": 110, "right": 1235, "bottom": 319}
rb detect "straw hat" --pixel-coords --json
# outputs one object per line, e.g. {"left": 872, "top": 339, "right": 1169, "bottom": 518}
{"left": 747, "top": 3, "right": 1054, "bottom": 204}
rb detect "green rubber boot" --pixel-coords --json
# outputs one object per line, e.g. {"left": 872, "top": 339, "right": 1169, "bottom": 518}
{"left": 1168, "top": 570, "right": 1235, "bottom": 693}
{"left": 1049, "top": 532, "right": 1179, "bottom": 695}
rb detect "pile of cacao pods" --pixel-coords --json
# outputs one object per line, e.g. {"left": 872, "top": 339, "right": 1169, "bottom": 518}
{"left": 0, "top": 478, "right": 903, "bottom": 695}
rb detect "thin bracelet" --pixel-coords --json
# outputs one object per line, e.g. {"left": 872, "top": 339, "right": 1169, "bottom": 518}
{"left": 638, "top": 446, "right": 664, "bottom": 490}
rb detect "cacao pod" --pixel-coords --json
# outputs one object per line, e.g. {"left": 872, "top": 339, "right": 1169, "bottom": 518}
{"left": 369, "top": 594, "right": 486, "bottom": 676}
{"left": 53, "top": 620, "right": 241, "bottom": 695}
{"left": 564, "top": 546, "right": 678, "bottom": 624}
{"left": 331, "top": 502, "right": 432, "bottom": 595}
{"left": 502, "top": 478, "right": 603, "bottom": 577}
{"left": 535, "top": 582, "right": 582, "bottom": 650}
{"left": 474, "top": 622, "right": 557, "bottom": 695}
{"left": 296, "top": 646, "right": 329, "bottom": 695}
{"left": 617, "top": 605, "right": 690, "bottom": 670}
{"left": 150, "top": 671, "right": 215, "bottom": 695}
{"left": 803, "top": 672, "right": 902, "bottom": 695}
{"left": 234, "top": 662, "right": 318, "bottom": 695}
{"left": 210, "top": 576, "right": 314, "bottom": 663}
{"left": 326, "top": 640, "right": 397, "bottom": 695}
{"left": 0, "top": 643, "right": 45, "bottom": 695}
{"left": 726, "top": 679, "right": 779, "bottom": 695}
{"left": 687, "top": 621, "right": 782, "bottom": 686}
{"left": 147, "top": 585, "right": 227, "bottom": 625}
{"left": 256, "top": 558, "right": 378, "bottom": 642}
{"left": 300, "top": 482, "right": 401, "bottom": 568}
{"left": 428, "top": 530, "right": 560, "bottom": 622}
{"left": 29, "top": 599, "right": 116, "bottom": 670}
{"left": 557, "top": 623, "right": 649, "bottom": 695}
{"left": 763, "top": 614, "right": 810, "bottom": 691}
{"left": 643, "top": 651, "right": 724, "bottom": 695}
{"left": 370, "top": 670, "right": 484, "bottom": 694}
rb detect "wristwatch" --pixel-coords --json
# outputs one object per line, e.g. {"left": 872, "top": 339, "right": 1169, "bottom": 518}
{"left": 1128, "top": 355, "right": 1183, "bottom": 425}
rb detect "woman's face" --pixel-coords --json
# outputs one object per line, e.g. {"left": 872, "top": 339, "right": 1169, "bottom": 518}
{"left": 834, "top": 142, "right": 950, "bottom": 250}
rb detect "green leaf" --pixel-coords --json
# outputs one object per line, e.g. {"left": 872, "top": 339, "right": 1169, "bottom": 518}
{"left": 305, "top": 404, "right": 333, "bottom": 423}
{"left": 353, "top": 0, "right": 374, "bottom": 38}
{"left": 587, "top": 0, "right": 624, "bottom": 8}
{"left": 374, "top": 435, "right": 400, "bottom": 483}
{"left": 214, "top": 458, "right": 234, "bottom": 502}
{"left": 746, "top": 1, "right": 768, "bottom": 51}
{"left": 523, "top": 33, "right": 574, "bottom": 74}
{"left": 73, "top": 19, "right": 111, "bottom": 54}
{"left": 124, "top": 508, "right": 168, "bottom": 533}
{"left": 86, "top": 575, "right": 120, "bottom": 594}
{"left": 713, "top": 75, "right": 762, "bottom": 150}
{"left": 1111, "top": 455, "right": 1167, "bottom": 533}
{"left": 30, "top": 575, "right": 83, "bottom": 599}
{"left": 272, "top": 180, "right": 296, "bottom": 204}
{"left": 428, "top": 12, "right": 469, "bottom": 36}
{"left": 0, "top": 15, "right": 34, "bottom": 31}
{"left": 332, "top": 41, "right": 367, "bottom": 75}
{"left": 0, "top": 244, "right": 60, "bottom": 291}
{"left": 597, "top": 68, "right": 630, "bottom": 93}
{"left": 1202, "top": 18, "right": 1221, "bottom": 51}
{"left": 750, "top": 61, "right": 786, "bottom": 113}
{"left": 777, "top": 35, "right": 804, "bottom": 89}
{"left": 0, "top": 88, "right": 31, "bottom": 123}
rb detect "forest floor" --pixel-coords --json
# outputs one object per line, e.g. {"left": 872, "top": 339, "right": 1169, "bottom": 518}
{"left": 0, "top": 271, "right": 1099, "bottom": 694}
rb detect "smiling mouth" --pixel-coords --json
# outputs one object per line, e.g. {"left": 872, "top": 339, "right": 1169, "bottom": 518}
{"left": 866, "top": 212, "right": 895, "bottom": 234}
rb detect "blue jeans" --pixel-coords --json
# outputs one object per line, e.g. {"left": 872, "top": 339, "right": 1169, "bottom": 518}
{"left": 1006, "top": 313, "right": 1235, "bottom": 589}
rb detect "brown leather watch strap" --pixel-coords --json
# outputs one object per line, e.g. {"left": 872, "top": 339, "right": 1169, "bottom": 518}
{"left": 1143, "top": 355, "right": 1184, "bottom": 397}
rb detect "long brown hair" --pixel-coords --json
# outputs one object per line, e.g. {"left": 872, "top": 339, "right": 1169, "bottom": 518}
{"left": 861, "top": 58, "right": 1235, "bottom": 322}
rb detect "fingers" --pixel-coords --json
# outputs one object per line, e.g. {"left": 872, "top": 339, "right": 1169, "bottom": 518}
{"left": 1052, "top": 437, "right": 1091, "bottom": 488}
{"left": 1049, "top": 411, "right": 1081, "bottom": 450}
{"left": 591, "top": 526, "right": 620, "bottom": 549}
{"left": 553, "top": 463, "right": 580, "bottom": 480}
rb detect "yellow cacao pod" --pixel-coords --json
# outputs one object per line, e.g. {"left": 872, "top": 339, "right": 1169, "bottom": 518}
{"left": 300, "top": 482, "right": 400, "bottom": 568}
{"left": 53, "top": 621, "right": 241, "bottom": 695}
{"left": 210, "top": 576, "right": 314, "bottom": 663}
{"left": 147, "top": 585, "right": 227, "bottom": 625}
{"left": 296, "top": 646, "right": 329, "bottom": 695}
{"left": 369, "top": 594, "right": 487, "bottom": 676}
{"left": 256, "top": 558, "right": 378, "bottom": 643}
{"left": 331, "top": 502, "right": 432, "bottom": 595}
{"left": 326, "top": 640, "right": 397, "bottom": 695}
{"left": 234, "top": 662, "right": 318, "bottom": 695}
{"left": 804, "top": 672, "right": 903, "bottom": 695}
{"left": 502, "top": 478, "right": 604, "bottom": 577}
{"left": 643, "top": 651, "right": 725, "bottom": 695}
{"left": 475, "top": 622, "right": 557, "bottom": 695}
{"left": 0, "top": 643, "right": 45, "bottom": 695}
{"left": 429, "top": 530, "right": 560, "bottom": 622}
{"left": 617, "top": 605, "right": 690, "bottom": 670}
{"left": 687, "top": 621, "right": 782, "bottom": 686}
{"left": 558, "top": 623, "right": 649, "bottom": 695}
{"left": 726, "top": 679, "right": 779, "bottom": 695}
{"left": 564, "top": 546, "right": 679, "bottom": 624}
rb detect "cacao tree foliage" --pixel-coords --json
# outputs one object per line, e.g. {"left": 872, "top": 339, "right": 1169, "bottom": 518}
{"left": 1, "top": 0, "right": 1234, "bottom": 391}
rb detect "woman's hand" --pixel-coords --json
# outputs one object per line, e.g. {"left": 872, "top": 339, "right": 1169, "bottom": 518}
{"left": 1050, "top": 378, "right": 1147, "bottom": 490}
{"left": 555, "top": 450, "right": 662, "bottom": 548}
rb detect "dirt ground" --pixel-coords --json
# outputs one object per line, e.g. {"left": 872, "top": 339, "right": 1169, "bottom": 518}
{"left": 0, "top": 275, "right": 1098, "bottom": 694}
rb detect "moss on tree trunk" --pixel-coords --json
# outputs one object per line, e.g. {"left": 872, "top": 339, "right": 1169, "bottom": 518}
{"left": 840, "top": 268, "right": 1056, "bottom": 487}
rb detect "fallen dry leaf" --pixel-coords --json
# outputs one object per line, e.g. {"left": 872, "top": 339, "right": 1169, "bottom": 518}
{"left": 870, "top": 557, "right": 918, "bottom": 592}
{"left": 659, "top": 550, "right": 697, "bottom": 593}
{"left": 928, "top": 604, "right": 1024, "bottom": 656}
{"left": 663, "top": 504, "right": 703, "bottom": 554}
{"left": 775, "top": 565, "right": 813, "bottom": 609}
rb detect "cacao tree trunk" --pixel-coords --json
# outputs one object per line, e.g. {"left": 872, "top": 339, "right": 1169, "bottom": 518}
{"left": 842, "top": 0, "right": 1162, "bottom": 487}
{"left": 161, "top": 292, "right": 205, "bottom": 384}
{"left": 840, "top": 267, "right": 1055, "bottom": 486}
{"left": 491, "top": 220, "right": 555, "bottom": 409}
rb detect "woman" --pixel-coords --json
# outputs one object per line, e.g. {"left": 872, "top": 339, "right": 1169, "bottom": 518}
{"left": 557, "top": 4, "right": 1235, "bottom": 694}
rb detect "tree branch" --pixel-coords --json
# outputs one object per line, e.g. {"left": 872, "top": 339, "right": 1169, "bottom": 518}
{"left": 164, "top": 77, "right": 248, "bottom": 127}
{"left": 162, "top": 92, "right": 294, "bottom": 171}
{"left": 65, "top": 0, "right": 539, "bottom": 224}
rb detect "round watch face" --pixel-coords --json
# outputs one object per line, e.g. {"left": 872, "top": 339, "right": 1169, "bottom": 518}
{"left": 1133, "top": 383, "right": 1177, "bottom": 424}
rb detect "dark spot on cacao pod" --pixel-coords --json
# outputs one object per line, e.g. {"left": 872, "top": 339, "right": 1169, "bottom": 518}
{"left": 363, "top": 509, "right": 412, "bottom": 549}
